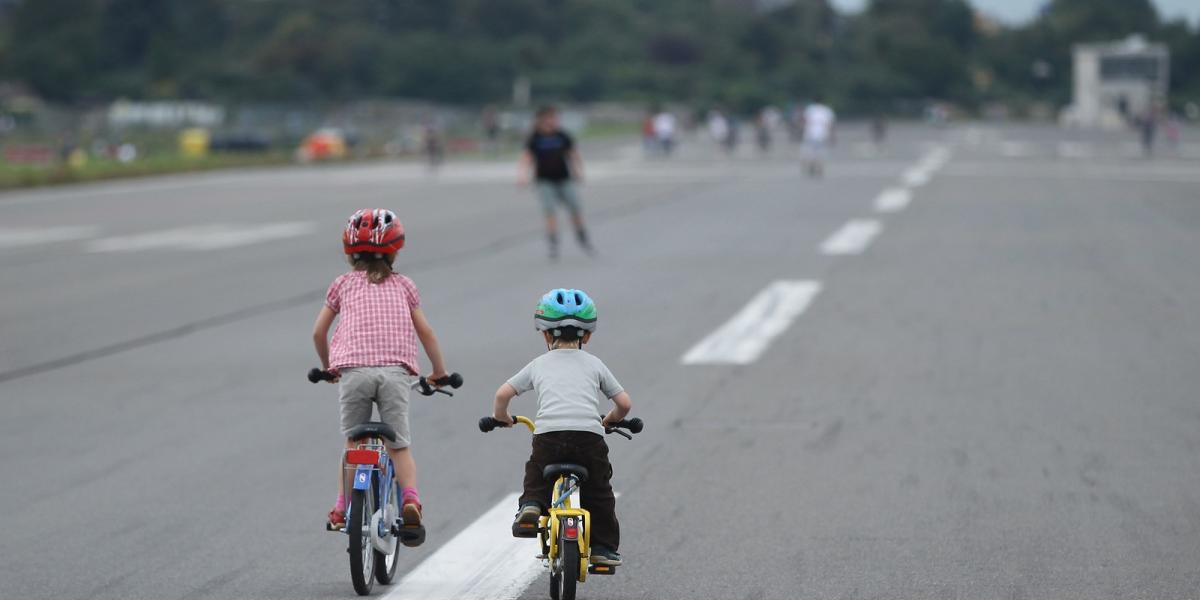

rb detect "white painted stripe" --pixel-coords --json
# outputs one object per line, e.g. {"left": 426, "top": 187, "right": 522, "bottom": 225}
{"left": 1057, "top": 141, "right": 1092, "bottom": 159}
{"left": 819, "top": 219, "right": 882, "bottom": 256}
{"left": 901, "top": 165, "right": 930, "bottom": 187}
{"left": 873, "top": 188, "right": 912, "bottom": 213}
{"left": 0, "top": 226, "right": 99, "bottom": 248}
{"left": 901, "top": 145, "right": 950, "bottom": 187}
{"left": 383, "top": 493, "right": 542, "bottom": 600}
{"left": 87, "top": 221, "right": 315, "bottom": 253}
{"left": 681, "top": 280, "right": 822, "bottom": 365}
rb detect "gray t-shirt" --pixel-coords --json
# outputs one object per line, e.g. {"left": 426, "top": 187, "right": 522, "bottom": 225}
{"left": 507, "top": 349, "right": 624, "bottom": 436}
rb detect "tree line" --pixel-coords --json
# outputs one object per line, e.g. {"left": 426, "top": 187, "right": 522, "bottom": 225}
{"left": 1, "top": 0, "right": 1197, "bottom": 114}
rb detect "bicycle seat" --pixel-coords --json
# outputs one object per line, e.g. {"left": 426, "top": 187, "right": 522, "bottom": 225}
{"left": 543, "top": 463, "right": 588, "bottom": 483}
{"left": 346, "top": 422, "right": 398, "bottom": 443}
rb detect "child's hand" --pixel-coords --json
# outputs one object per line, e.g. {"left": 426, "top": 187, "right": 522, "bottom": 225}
{"left": 425, "top": 371, "right": 450, "bottom": 387}
{"left": 493, "top": 413, "right": 514, "bottom": 427}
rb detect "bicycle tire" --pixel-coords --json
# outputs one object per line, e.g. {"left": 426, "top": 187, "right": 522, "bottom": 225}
{"left": 375, "top": 481, "right": 401, "bottom": 584}
{"left": 349, "top": 487, "right": 376, "bottom": 595}
{"left": 558, "top": 540, "right": 579, "bottom": 600}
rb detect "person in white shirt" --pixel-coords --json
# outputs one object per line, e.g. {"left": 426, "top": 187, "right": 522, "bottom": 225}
{"left": 801, "top": 100, "right": 836, "bottom": 177}
{"left": 652, "top": 110, "right": 676, "bottom": 155}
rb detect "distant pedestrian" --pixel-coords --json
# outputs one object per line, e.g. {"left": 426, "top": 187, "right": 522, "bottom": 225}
{"left": 801, "top": 98, "right": 836, "bottom": 177}
{"left": 519, "top": 106, "right": 593, "bottom": 260}
{"left": 652, "top": 109, "right": 676, "bottom": 156}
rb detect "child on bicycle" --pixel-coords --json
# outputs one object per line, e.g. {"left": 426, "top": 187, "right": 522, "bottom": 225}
{"left": 491, "top": 289, "right": 632, "bottom": 566}
{"left": 313, "top": 208, "right": 451, "bottom": 536}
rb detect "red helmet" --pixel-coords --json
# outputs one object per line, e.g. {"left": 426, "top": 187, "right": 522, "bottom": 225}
{"left": 343, "top": 209, "right": 405, "bottom": 255}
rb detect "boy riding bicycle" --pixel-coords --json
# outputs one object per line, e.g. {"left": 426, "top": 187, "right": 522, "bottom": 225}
{"left": 491, "top": 289, "right": 633, "bottom": 566}
{"left": 312, "top": 208, "right": 452, "bottom": 536}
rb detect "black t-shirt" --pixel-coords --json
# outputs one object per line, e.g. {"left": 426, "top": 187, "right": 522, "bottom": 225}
{"left": 526, "top": 130, "right": 575, "bottom": 181}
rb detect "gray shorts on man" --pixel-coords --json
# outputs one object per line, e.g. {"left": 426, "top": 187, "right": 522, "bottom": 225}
{"left": 338, "top": 366, "right": 413, "bottom": 449}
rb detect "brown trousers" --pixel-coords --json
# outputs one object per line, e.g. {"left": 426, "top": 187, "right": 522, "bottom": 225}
{"left": 520, "top": 431, "right": 620, "bottom": 551}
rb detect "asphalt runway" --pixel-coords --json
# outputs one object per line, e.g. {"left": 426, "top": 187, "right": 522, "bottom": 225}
{"left": 1, "top": 123, "right": 1198, "bottom": 599}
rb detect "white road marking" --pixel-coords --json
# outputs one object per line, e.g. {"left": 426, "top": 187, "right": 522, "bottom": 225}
{"left": 681, "top": 280, "right": 822, "bottom": 365}
{"left": 383, "top": 493, "right": 542, "bottom": 600}
{"left": 86, "top": 221, "right": 316, "bottom": 253}
{"left": 902, "top": 145, "right": 950, "bottom": 187}
{"left": 1001, "top": 141, "right": 1034, "bottom": 158}
{"left": 1057, "top": 141, "right": 1092, "bottom": 159}
{"left": 0, "top": 226, "right": 99, "bottom": 248}
{"left": 873, "top": 188, "right": 912, "bottom": 213}
{"left": 820, "top": 219, "right": 882, "bottom": 256}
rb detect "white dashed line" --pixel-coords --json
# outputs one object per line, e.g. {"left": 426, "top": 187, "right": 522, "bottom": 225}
{"left": 382, "top": 493, "right": 542, "bottom": 600}
{"left": 0, "top": 226, "right": 100, "bottom": 248}
{"left": 87, "top": 221, "right": 316, "bottom": 253}
{"left": 820, "top": 219, "right": 882, "bottom": 256}
{"left": 873, "top": 188, "right": 912, "bottom": 213}
{"left": 682, "top": 280, "right": 822, "bottom": 365}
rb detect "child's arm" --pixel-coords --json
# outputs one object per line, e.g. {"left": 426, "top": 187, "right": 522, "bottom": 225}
{"left": 492, "top": 383, "right": 519, "bottom": 426}
{"left": 411, "top": 307, "right": 449, "bottom": 382}
{"left": 312, "top": 306, "right": 339, "bottom": 382}
{"left": 602, "top": 391, "right": 632, "bottom": 428}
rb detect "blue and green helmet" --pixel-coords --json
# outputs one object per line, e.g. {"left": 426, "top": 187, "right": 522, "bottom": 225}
{"left": 534, "top": 288, "right": 597, "bottom": 332}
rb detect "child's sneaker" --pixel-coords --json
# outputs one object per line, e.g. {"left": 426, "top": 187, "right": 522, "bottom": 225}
{"left": 590, "top": 546, "right": 622, "bottom": 566}
{"left": 512, "top": 503, "right": 541, "bottom": 538}
{"left": 326, "top": 509, "right": 346, "bottom": 531}
{"left": 402, "top": 499, "right": 422, "bottom": 527}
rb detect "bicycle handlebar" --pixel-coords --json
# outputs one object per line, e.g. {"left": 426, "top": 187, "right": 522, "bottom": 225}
{"left": 307, "top": 368, "right": 464, "bottom": 397}
{"left": 479, "top": 416, "right": 643, "bottom": 436}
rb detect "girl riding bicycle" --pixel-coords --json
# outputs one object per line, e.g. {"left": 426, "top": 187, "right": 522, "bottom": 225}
{"left": 491, "top": 289, "right": 633, "bottom": 566}
{"left": 313, "top": 208, "right": 452, "bottom": 535}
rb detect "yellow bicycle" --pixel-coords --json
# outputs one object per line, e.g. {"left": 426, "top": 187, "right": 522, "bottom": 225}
{"left": 479, "top": 415, "right": 643, "bottom": 600}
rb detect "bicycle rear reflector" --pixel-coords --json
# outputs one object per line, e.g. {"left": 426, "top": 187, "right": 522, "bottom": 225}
{"left": 345, "top": 449, "right": 380, "bottom": 465}
{"left": 564, "top": 517, "right": 578, "bottom": 540}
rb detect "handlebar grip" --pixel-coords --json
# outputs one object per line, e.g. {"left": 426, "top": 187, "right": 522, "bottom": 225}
{"left": 479, "top": 417, "right": 502, "bottom": 433}
{"left": 307, "top": 368, "right": 334, "bottom": 383}
{"left": 609, "top": 418, "right": 643, "bottom": 434}
{"left": 437, "top": 372, "right": 464, "bottom": 389}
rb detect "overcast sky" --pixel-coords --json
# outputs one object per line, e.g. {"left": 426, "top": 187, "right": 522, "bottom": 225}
{"left": 830, "top": 0, "right": 1200, "bottom": 25}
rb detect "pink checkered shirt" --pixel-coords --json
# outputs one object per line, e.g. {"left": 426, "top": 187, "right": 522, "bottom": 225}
{"left": 326, "top": 271, "right": 421, "bottom": 374}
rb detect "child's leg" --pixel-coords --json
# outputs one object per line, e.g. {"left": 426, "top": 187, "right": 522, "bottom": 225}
{"left": 335, "top": 368, "right": 375, "bottom": 514}
{"left": 377, "top": 368, "right": 419, "bottom": 507}
{"left": 578, "top": 434, "right": 619, "bottom": 551}
{"left": 519, "top": 433, "right": 554, "bottom": 512}
{"left": 387, "top": 446, "right": 416, "bottom": 490}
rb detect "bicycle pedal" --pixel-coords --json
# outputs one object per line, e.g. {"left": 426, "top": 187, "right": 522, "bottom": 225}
{"left": 512, "top": 523, "right": 539, "bottom": 538}
{"left": 588, "top": 565, "right": 617, "bottom": 575}
{"left": 326, "top": 522, "right": 345, "bottom": 533}
{"left": 398, "top": 524, "right": 426, "bottom": 547}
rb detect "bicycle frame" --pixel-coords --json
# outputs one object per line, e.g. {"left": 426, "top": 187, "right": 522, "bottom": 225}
{"left": 343, "top": 439, "right": 395, "bottom": 546}
{"left": 512, "top": 417, "right": 595, "bottom": 583}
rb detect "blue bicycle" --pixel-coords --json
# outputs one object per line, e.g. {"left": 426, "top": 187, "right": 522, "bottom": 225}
{"left": 308, "top": 368, "right": 463, "bottom": 595}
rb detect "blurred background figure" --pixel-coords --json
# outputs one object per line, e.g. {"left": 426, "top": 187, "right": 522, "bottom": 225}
{"left": 519, "top": 106, "right": 593, "bottom": 260}
{"left": 652, "top": 108, "right": 677, "bottom": 156}
{"left": 801, "top": 97, "right": 836, "bottom": 177}
{"left": 422, "top": 118, "right": 444, "bottom": 170}
{"left": 482, "top": 106, "right": 501, "bottom": 155}
{"left": 754, "top": 108, "right": 772, "bottom": 153}
{"left": 707, "top": 109, "right": 730, "bottom": 153}
{"left": 641, "top": 109, "right": 657, "bottom": 156}
{"left": 871, "top": 114, "right": 888, "bottom": 147}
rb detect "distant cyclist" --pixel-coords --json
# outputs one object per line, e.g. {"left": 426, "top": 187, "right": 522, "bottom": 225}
{"left": 801, "top": 97, "right": 836, "bottom": 177}
{"left": 519, "top": 106, "right": 594, "bottom": 259}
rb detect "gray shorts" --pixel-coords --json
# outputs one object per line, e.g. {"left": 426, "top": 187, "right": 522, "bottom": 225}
{"left": 536, "top": 181, "right": 581, "bottom": 218}
{"left": 338, "top": 367, "right": 413, "bottom": 449}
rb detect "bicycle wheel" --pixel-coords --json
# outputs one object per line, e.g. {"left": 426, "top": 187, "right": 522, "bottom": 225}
{"left": 556, "top": 540, "right": 579, "bottom": 600}
{"left": 348, "top": 487, "right": 376, "bottom": 595}
{"left": 375, "top": 481, "right": 401, "bottom": 584}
